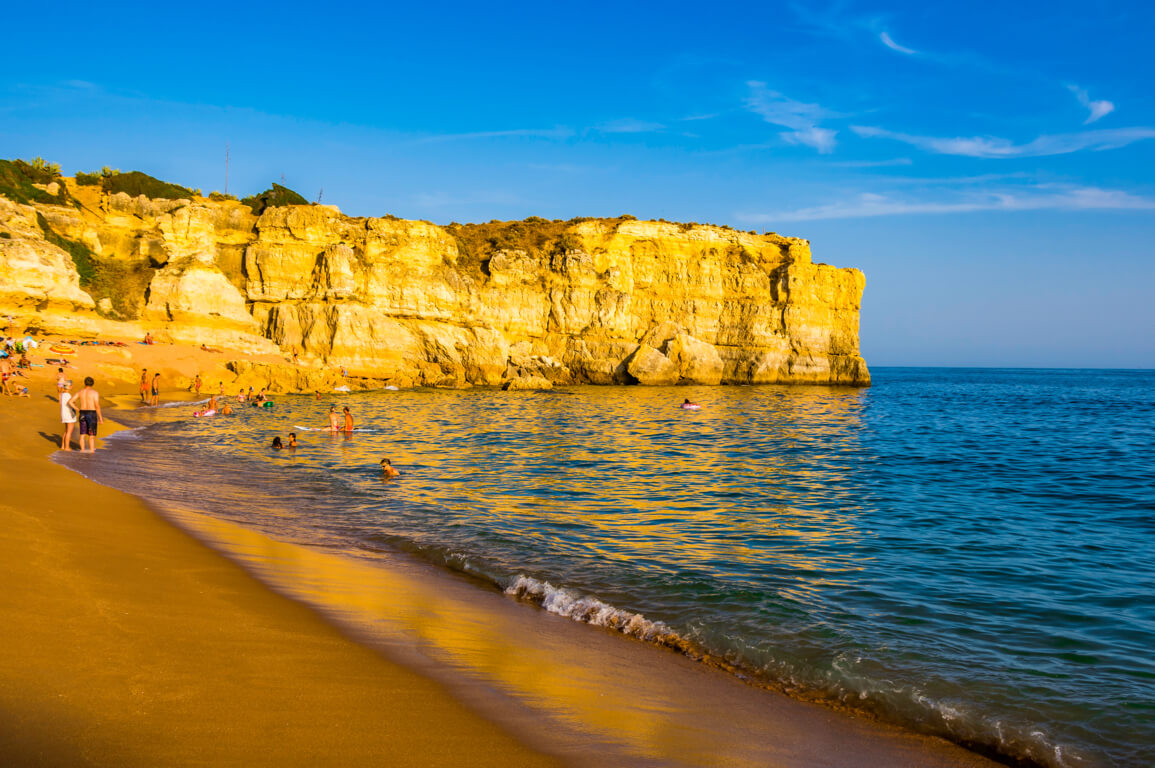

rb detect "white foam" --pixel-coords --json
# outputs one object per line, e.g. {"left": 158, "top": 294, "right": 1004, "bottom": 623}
{"left": 504, "top": 575, "right": 676, "bottom": 644}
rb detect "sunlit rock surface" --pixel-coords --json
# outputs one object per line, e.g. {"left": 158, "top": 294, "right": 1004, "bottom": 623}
{"left": 0, "top": 179, "right": 870, "bottom": 388}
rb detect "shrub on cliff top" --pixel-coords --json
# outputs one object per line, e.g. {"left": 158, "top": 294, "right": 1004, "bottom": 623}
{"left": 75, "top": 171, "right": 102, "bottom": 186}
{"left": 242, "top": 183, "right": 308, "bottom": 215}
{"left": 101, "top": 171, "right": 197, "bottom": 200}
{"left": 0, "top": 158, "right": 71, "bottom": 206}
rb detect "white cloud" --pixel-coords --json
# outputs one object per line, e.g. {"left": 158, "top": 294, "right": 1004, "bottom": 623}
{"left": 879, "top": 31, "right": 916, "bottom": 55}
{"left": 1067, "top": 84, "right": 1115, "bottom": 124}
{"left": 597, "top": 118, "right": 665, "bottom": 134}
{"left": 851, "top": 125, "right": 1155, "bottom": 158}
{"left": 744, "top": 81, "right": 838, "bottom": 153}
{"left": 413, "top": 127, "right": 574, "bottom": 144}
{"left": 738, "top": 184, "right": 1155, "bottom": 222}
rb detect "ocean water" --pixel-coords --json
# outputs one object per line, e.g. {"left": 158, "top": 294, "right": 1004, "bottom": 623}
{"left": 60, "top": 369, "right": 1155, "bottom": 767}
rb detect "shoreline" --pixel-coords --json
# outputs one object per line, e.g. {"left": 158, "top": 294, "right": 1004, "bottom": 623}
{"left": 2, "top": 342, "right": 1012, "bottom": 767}
{"left": 0, "top": 378, "right": 561, "bottom": 767}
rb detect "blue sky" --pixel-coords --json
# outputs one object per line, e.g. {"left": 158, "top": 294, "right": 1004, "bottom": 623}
{"left": 2, "top": 1, "right": 1152, "bottom": 367}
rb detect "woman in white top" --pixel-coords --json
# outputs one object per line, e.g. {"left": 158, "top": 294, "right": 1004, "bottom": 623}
{"left": 60, "top": 380, "right": 77, "bottom": 451}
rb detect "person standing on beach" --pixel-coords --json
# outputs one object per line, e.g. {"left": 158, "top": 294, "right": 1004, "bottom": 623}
{"left": 74, "top": 377, "right": 103, "bottom": 453}
{"left": 139, "top": 369, "right": 148, "bottom": 402}
{"left": 60, "top": 380, "right": 77, "bottom": 451}
{"left": 0, "top": 356, "right": 12, "bottom": 396}
{"left": 193, "top": 374, "right": 202, "bottom": 396}
{"left": 56, "top": 368, "right": 67, "bottom": 394}
{"left": 150, "top": 372, "right": 160, "bottom": 406}
{"left": 343, "top": 406, "right": 354, "bottom": 433}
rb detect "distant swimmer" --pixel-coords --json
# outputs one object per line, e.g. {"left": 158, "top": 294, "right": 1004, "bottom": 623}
{"left": 219, "top": 402, "right": 233, "bottom": 415}
{"left": 681, "top": 398, "right": 702, "bottom": 410}
{"left": 271, "top": 436, "right": 284, "bottom": 450}
{"left": 288, "top": 432, "right": 298, "bottom": 449}
{"left": 343, "top": 406, "right": 354, "bottom": 433}
{"left": 380, "top": 458, "right": 401, "bottom": 479}
{"left": 328, "top": 405, "right": 340, "bottom": 432}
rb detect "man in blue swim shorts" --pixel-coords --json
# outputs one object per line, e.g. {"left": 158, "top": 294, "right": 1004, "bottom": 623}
{"left": 73, "top": 376, "right": 104, "bottom": 452}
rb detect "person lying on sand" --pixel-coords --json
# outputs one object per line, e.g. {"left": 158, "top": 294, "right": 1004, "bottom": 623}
{"left": 200, "top": 344, "right": 222, "bottom": 353}
{"left": 380, "top": 458, "right": 401, "bottom": 479}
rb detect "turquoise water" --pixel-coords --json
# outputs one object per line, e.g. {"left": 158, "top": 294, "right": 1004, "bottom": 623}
{"left": 65, "top": 369, "right": 1155, "bottom": 767}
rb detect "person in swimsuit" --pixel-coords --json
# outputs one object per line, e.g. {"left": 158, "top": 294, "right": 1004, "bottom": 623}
{"left": 74, "top": 376, "right": 103, "bottom": 452}
{"left": 287, "top": 432, "right": 298, "bottom": 449}
{"left": 139, "top": 369, "right": 149, "bottom": 402}
{"left": 194, "top": 374, "right": 202, "bottom": 396}
{"left": 0, "top": 357, "right": 12, "bottom": 396}
{"left": 60, "top": 380, "right": 77, "bottom": 451}
{"left": 343, "top": 406, "right": 354, "bottom": 433}
{"left": 150, "top": 372, "right": 160, "bottom": 406}
{"left": 328, "top": 405, "right": 340, "bottom": 432}
{"left": 380, "top": 458, "right": 401, "bottom": 479}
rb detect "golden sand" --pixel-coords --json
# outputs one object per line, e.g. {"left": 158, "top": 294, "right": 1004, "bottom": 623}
{"left": 0, "top": 367, "right": 558, "bottom": 766}
{"left": 0, "top": 336, "right": 1000, "bottom": 767}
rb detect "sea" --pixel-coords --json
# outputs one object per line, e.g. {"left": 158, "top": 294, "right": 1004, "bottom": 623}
{"left": 57, "top": 368, "right": 1154, "bottom": 767}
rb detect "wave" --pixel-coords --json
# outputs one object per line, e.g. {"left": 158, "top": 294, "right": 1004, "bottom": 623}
{"left": 504, "top": 575, "right": 681, "bottom": 645}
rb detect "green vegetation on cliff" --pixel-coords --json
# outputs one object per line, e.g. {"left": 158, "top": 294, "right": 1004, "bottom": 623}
{"left": 100, "top": 171, "right": 198, "bottom": 200}
{"left": 0, "top": 159, "right": 71, "bottom": 207}
{"left": 242, "top": 183, "right": 308, "bottom": 214}
{"left": 34, "top": 212, "right": 154, "bottom": 319}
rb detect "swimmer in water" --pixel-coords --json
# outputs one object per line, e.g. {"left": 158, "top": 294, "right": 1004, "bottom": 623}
{"left": 220, "top": 402, "right": 233, "bottom": 415}
{"left": 681, "top": 398, "right": 701, "bottom": 410}
{"left": 328, "top": 405, "right": 340, "bottom": 432}
{"left": 288, "top": 432, "right": 298, "bottom": 448}
{"left": 380, "top": 458, "right": 401, "bottom": 478}
{"left": 343, "top": 406, "right": 354, "bottom": 433}
{"left": 271, "top": 436, "right": 284, "bottom": 449}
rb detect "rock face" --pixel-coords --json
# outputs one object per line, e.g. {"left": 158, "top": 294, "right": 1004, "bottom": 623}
{"left": 0, "top": 178, "right": 870, "bottom": 388}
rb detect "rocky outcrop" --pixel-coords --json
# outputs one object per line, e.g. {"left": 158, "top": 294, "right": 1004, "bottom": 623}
{"left": 0, "top": 177, "right": 870, "bottom": 388}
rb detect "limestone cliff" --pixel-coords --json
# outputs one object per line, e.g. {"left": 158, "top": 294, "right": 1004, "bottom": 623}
{"left": 0, "top": 173, "right": 870, "bottom": 389}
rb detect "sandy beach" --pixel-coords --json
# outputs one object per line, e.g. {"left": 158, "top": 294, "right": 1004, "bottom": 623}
{"left": 0, "top": 339, "right": 1007, "bottom": 768}
{"left": 0, "top": 353, "right": 559, "bottom": 767}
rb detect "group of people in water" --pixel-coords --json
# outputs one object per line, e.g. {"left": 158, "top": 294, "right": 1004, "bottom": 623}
{"left": 267, "top": 404, "right": 402, "bottom": 479}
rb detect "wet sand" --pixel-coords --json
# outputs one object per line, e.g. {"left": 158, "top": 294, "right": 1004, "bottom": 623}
{"left": 1, "top": 349, "right": 1003, "bottom": 767}
{"left": 0, "top": 380, "right": 559, "bottom": 767}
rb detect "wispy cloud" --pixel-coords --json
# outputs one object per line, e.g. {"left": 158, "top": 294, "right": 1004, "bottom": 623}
{"left": 1067, "top": 84, "right": 1115, "bottom": 124}
{"left": 412, "top": 127, "right": 574, "bottom": 144}
{"left": 744, "top": 81, "right": 838, "bottom": 153}
{"left": 738, "top": 184, "right": 1155, "bottom": 222}
{"left": 879, "top": 31, "right": 916, "bottom": 55}
{"left": 596, "top": 118, "right": 665, "bottom": 134}
{"left": 829, "top": 157, "right": 913, "bottom": 168}
{"left": 852, "top": 125, "right": 1155, "bottom": 158}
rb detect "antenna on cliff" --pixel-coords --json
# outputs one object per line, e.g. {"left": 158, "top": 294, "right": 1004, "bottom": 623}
{"left": 316, "top": 187, "right": 323, "bottom": 204}
{"left": 225, "top": 142, "right": 230, "bottom": 196}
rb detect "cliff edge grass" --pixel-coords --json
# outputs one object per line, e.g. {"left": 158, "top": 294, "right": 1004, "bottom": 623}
{"left": 0, "top": 158, "right": 870, "bottom": 392}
